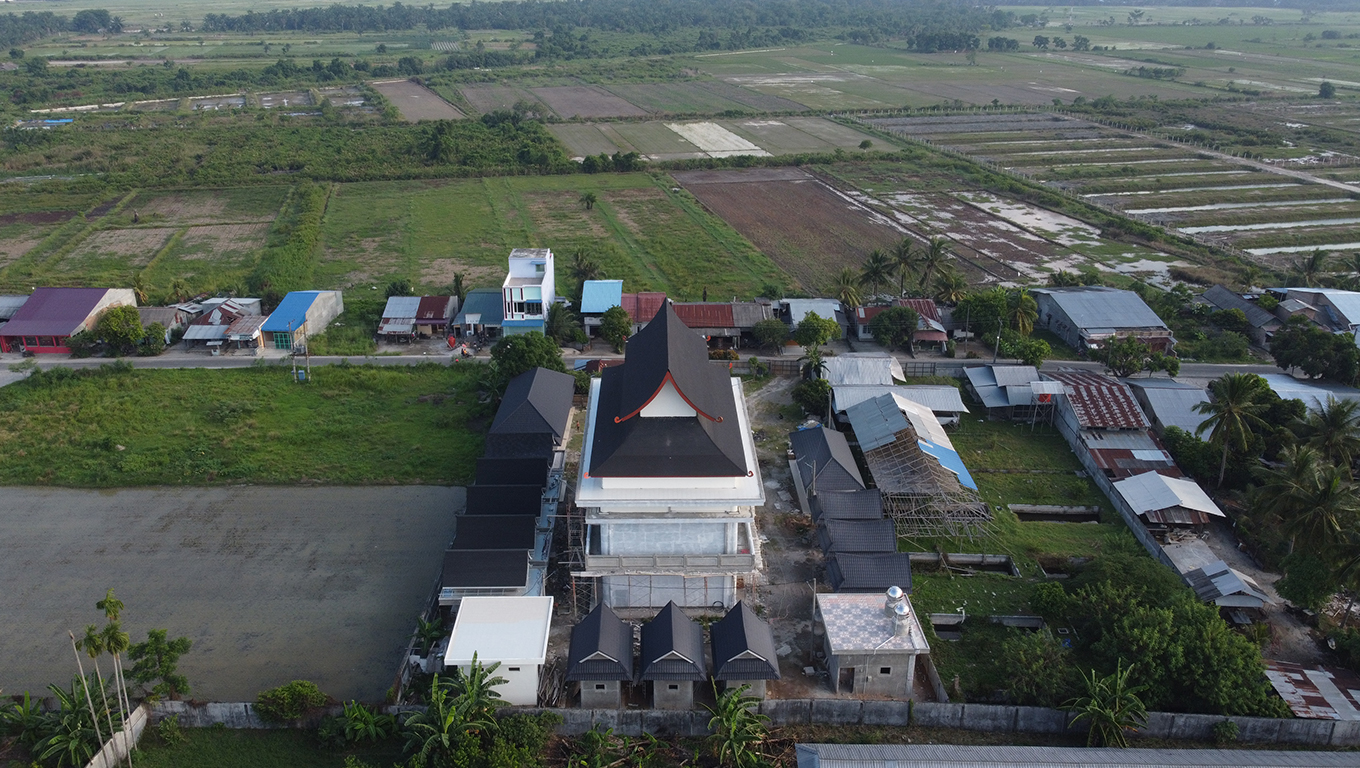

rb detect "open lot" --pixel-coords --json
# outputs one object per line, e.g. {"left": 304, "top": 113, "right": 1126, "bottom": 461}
{"left": 0, "top": 485, "right": 459, "bottom": 701}
{"left": 530, "top": 85, "right": 648, "bottom": 119}
{"left": 370, "top": 79, "right": 464, "bottom": 122}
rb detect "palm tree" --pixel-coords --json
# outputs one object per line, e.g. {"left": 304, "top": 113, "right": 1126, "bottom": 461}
{"left": 1006, "top": 289, "right": 1038, "bottom": 336}
{"left": 569, "top": 247, "right": 601, "bottom": 299}
{"left": 544, "top": 303, "right": 579, "bottom": 345}
{"left": 1251, "top": 445, "right": 1322, "bottom": 535}
{"left": 859, "top": 249, "right": 893, "bottom": 301}
{"left": 1300, "top": 396, "right": 1360, "bottom": 468}
{"left": 1288, "top": 464, "right": 1360, "bottom": 554}
{"left": 1294, "top": 249, "right": 1330, "bottom": 287}
{"left": 933, "top": 268, "right": 969, "bottom": 304}
{"left": 831, "top": 267, "right": 862, "bottom": 310}
{"left": 166, "top": 278, "right": 191, "bottom": 303}
{"left": 131, "top": 275, "right": 149, "bottom": 305}
{"left": 917, "top": 237, "right": 951, "bottom": 291}
{"left": 579, "top": 191, "right": 598, "bottom": 210}
{"left": 66, "top": 631, "right": 104, "bottom": 751}
{"left": 1064, "top": 661, "right": 1148, "bottom": 748}
{"left": 891, "top": 238, "right": 917, "bottom": 296}
{"left": 97, "top": 588, "right": 132, "bottom": 768}
{"left": 1194, "top": 373, "right": 1269, "bottom": 487}
{"left": 77, "top": 625, "right": 119, "bottom": 752}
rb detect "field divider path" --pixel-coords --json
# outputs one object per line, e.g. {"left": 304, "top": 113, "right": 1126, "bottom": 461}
{"left": 31, "top": 188, "right": 141, "bottom": 272}
{"left": 138, "top": 226, "right": 189, "bottom": 278}
{"left": 651, "top": 174, "right": 773, "bottom": 287}
{"left": 593, "top": 193, "right": 671, "bottom": 290}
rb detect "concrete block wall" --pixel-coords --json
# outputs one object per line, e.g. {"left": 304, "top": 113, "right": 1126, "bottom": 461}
{"left": 149, "top": 698, "right": 1360, "bottom": 748}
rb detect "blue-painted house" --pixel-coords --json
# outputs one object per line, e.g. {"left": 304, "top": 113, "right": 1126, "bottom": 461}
{"left": 261, "top": 290, "right": 344, "bottom": 350}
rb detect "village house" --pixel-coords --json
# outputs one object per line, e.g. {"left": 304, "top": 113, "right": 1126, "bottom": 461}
{"left": 1268, "top": 287, "right": 1360, "bottom": 334}
{"left": 502, "top": 248, "right": 556, "bottom": 336}
{"left": 181, "top": 298, "right": 264, "bottom": 352}
{"left": 261, "top": 290, "right": 343, "bottom": 350}
{"left": 1047, "top": 371, "right": 1178, "bottom": 482}
{"left": 415, "top": 295, "right": 457, "bottom": 337}
{"left": 1124, "top": 379, "right": 1210, "bottom": 436}
{"left": 579, "top": 280, "right": 624, "bottom": 336}
{"left": 781, "top": 298, "right": 848, "bottom": 340}
{"left": 136, "top": 306, "right": 192, "bottom": 344}
{"left": 638, "top": 601, "right": 706, "bottom": 709}
{"left": 851, "top": 299, "right": 947, "bottom": 351}
{"left": 565, "top": 602, "right": 634, "bottom": 708}
{"left": 963, "top": 365, "right": 1063, "bottom": 421}
{"left": 709, "top": 600, "right": 780, "bottom": 698}
{"left": 1032, "top": 286, "right": 1173, "bottom": 352}
{"left": 1196, "top": 285, "right": 1281, "bottom": 345}
{"left": 453, "top": 289, "right": 505, "bottom": 339}
{"left": 574, "top": 302, "right": 763, "bottom": 610}
{"left": 377, "top": 296, "right": 420, "bottom": 342}
{"left": 0, "top": 287, "right": 136, "bottom": 354}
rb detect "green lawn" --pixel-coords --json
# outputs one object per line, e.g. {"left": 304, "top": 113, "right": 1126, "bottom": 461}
{"left": 134, "top": 728, "right": 403, "bottom": 768}
{"left": 0, "top": 362, "right": 485, "bottom": 486}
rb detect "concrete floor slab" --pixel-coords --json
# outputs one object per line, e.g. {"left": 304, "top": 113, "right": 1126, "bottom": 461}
{"left": 0, "top": 486, "right": 461, "bottom": 701}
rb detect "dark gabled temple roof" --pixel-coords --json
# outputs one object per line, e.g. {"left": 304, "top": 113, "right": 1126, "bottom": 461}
{"left": 566, "top": 603, "right": 634, "bottom": 682}
{"left": 449, "top": 515, "right": 537, "bottom": 551}
{"left": 638, "top": 601, "right": 707, "bottom": 681}
{"left": 810, "top": 489, "right": 884, "bottom": 522}
{"left": 709, "top": 601, "right": 781, "bottom": 681}
{"left": 475, "top": 456, "right": 550, "bottom": 486}
{"left": 588, "top": 303, "right": 747, "bottom": 477}
{"left": 442, "top": 549, "right": 529, "bottom": 588}
{"left": 826, "top": 553, "right": 913, "bottom": 593}
{"left": 464, "top": 485, "right": 543, "bottom": 516}
{"left": 817, "top": 518, "right": 897, "bottom": 554}
{"left": 790, "top": 427, "right": 865, "bottom": 492}
{"left": 491, "top": 367, "right": 575, "bottom": 440}
{"left": 485, "top": 432, "right": 555, "bottom": 460}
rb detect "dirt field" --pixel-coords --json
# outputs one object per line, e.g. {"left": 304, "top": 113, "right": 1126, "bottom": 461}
{"left": 173, "top": 222, "right": 271, "bottom": 259}
{"left": 529, "top": 85, "right": 648, "bottom": 119}
{"left": 458, "top": 84, "right": 539, "bottom": 114}
{"left": 129, "top": 190, "right": 230, "bottom": 226}
{"left": 0, "top": 486, "right": 460, "bottom": 701}
{"left": 674, "top": 167, "right": 903, "bottom": 292}
{"left": 64, "top": 227, "right": 177, "bottom": 266}
{"left": 371, "top": 79, "right": 465, "bottom": 122}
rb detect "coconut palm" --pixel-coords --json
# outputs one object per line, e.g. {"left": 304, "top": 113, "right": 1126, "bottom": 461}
{"left": 858, "top": 249, "right": 893, "bottom": 301}
{"left": 1294, "top": 249, "right": 1331, "bottom": 287}
{"left": 165, "top": 278, "right": 192, "bottom": 304}
{"left": 1251, "top": 445, "right": 1322, "bottom": 529}
{"left": 1300, "top": 396, "right": 1360, "bottom": 468}
{"left": 1064, "top": 661, "right": 1148, "bottom": 748}
{"left": 96, "top": 588, "right": 132, "bottom": 765}
{"left": 933, "top": 268, "right": 969, "bottom": 305}
{"left": 917, "top": 237, "right": 952, "bottom": 291}
{"left": 1288, "top": 464, "right": 1360, "bottom": 554}
{"left": 1194, "top": 373, "right": 1269, "bottom": 487}
{"left": 130, "top": 275, "right": 150, "bottom": 306}
{"left": 831, "top": 267, "right": 862, "bottom": 310}
{"left": 1006, "top": 289, "right": 1039, "bottom": 336}
{"left": 891, "top": 238, "right": 917, "bottom": 296}
{"left": 579, "top": 191, "right": 598, "bottom": 210}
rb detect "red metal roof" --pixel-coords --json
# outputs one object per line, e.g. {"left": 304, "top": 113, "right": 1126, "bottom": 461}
{"left": 896, "top": 298, "right": 941, "bottom": 322}
{"left": 855, "top": 306, "right": 887, "bottom": 324}
{"left": 416, "top": 296, "right": 453, "bottom": 322}
{"left": 1088, "top": 450, "right": 1182, "bottom": 480}
{"left": 672, "top": 302, "right": 735, "bottom": 328}
{"left": 622, "top": 292, "right": 667, "bottom": 324}
{"left": 1048, "top": 371, "right": 1149, "bottom": 429}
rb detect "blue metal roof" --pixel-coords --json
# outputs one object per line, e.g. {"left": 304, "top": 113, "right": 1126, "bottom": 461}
{"left": 916, "top": 440, "right": 978, "bottom": 490}
{"left": 261, "top": 291, "right": 321, "bottom": 333}
{"left": 580, "top": 280, "right": 623, "bottom": 314}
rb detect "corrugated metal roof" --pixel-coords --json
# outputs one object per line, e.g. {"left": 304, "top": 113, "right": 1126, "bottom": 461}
{"left": 897, "top": 297, "right": 941, "bottom": 322}
{"left": 795, "top": 743, "right": 1360, "bottom": 766}
{"left": 673, "top": 302, "right": 735, "bottom": 329}
{"left": 0, "top": 295, "right": 28, "bottom": 320}
{"left": 1136, "top": 386, "right": 1210, "bottom": 433}
{"left": 1114, "top": 470, "right": 1223, "bottom": 518}
{"left": 261, "top": 291, "right": 324, "bottom": 333}
{"left": 785, "top": 299, "right": 844, "bottom": 326}
{"left": 1183, "top": 559, "right": 1271, "bottom": 606}
{"left": 416, "top": 296, "right": 454, "bottom": 322}
{"left": 1033, "top": 286, "right": 1167, "bottom": 331}
{"left": 834, "top": 385, "right": 969, "bottom": 415}
{"left": 730, "top": 302, "right": 771, "bottom": 328}
{"left": 622, "top": 292, "right": 667, "bottom": 324}
{"left": 1283, "top": 287, "right": 1360, "bottom": 328}
{"left": 845, "top": 395, "right": 910, "bottom": 452}
{"left": 1261, "top": 373, "right": 1360, "bottom": 412}
{"left": 382, "top": 295, "right": 421, "bottom": 319}
{"left": 1266, "top": 660, "right": 1360, "bottom": 721}
{"left": 0, "top": 287, "right": 117, "bottom": 338}
{"left": 993, "top": 365, "right": 1040, "bottom": 387}
{"left": 580, "top": 280, "right": 624, "bottom": 314}
{"left": 1047, "top": 371, "right": 1149, "bottom": 429}
{"left": 824, "top": 357, "right": 897, "bottom": 387}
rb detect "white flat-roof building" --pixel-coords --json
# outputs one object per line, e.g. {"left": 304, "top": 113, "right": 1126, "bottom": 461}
{"left": 502, "top": 248, "right": 556, "bottom": 336}
{"left": 443, "top": 596, "right": 553, "bottom": 706}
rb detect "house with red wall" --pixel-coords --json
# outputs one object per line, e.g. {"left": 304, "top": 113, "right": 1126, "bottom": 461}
{"left": 0, "top": 287, "right": 137, "bottom": 354}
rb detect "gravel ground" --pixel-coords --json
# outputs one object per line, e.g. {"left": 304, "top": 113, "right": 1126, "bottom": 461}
{"left": 0, "top": 486, "right": 460, "bottom": 701}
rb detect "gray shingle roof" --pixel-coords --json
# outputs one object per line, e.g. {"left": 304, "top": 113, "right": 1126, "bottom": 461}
{"left": 790, "top": 426, "right": 865, "bottom": 493}
{"left": 491, "top": 367, "right": 575, "bottom": 440}
{"left": 442, "top": 549, "right": 529, "bottom": 588}
{"left": 827, "top": 552, "right": 913, "bottom": 592}
{"left": 817, "top": 518, "right": 897, "bottom": 554}
{"left": 1200, "top": 285, "right": 1279, "bottom": 329}
{"left": 709, "top": 601, "right": 780, "bottom": 681}
{"left": 811, "top": 489, "right": 884, "bottom": 521}
{"left": 639, "top": 602, "right": 706, "bottom": 681}
{"left": 449, "top": 515, "right": 537, "bottom": 551}
{"left": 566, "top": 603, "right": 634, "bottom": 681}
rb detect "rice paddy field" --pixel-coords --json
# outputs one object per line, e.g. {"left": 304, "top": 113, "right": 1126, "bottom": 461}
{"left": 867, "top": 112, "right": 1360, "bottom": 272}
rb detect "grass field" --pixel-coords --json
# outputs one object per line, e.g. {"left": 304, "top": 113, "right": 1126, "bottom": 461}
{"left": 134, "top": 729, "right": 404, "bottom": 768}
{"left": 0, "top": 362, "right": 484, "bottom": 486}
{"left": 319, "top": 173, "right": 787, "bottom": 299}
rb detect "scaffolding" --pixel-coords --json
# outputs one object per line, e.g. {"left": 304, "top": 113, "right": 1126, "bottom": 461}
{"left": 862, "top": 426, "right": 990, "bottom": 539}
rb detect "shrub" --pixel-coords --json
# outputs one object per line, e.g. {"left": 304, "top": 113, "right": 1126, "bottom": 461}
{"left": 157, "top": 714, "right": 185, "bottom": 746}
{"left": 1212, "top": 718, "right": 1239, "bottom": 745}
{"left": 256, "top": 680, "right": 329, "bottom": 722}
{"left": 791, "top": 378, "right": 832, "bottom": 417}
{"left": 708, "top": 348, "right": 738, "bottom": 360}
{"left": 138, "top": 322, "right": 167, "bottom": 356}
{"left": 342, "top": 700, "right": 396, "bottom": 744}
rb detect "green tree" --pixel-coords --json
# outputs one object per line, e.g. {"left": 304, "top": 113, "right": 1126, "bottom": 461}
{"left": 579, "top": 191, "right": 598, "bottom": 210}
{"left": 832, "top": 267, "right": 862, "bottom": 310}
{"left": 1276, "top": 551, "right": 1340, "bottom": 611}
{"left": 752, "top": 318, "right": 789, "bottom": 351}
{"left": 386, "top": 278, "right": 414, "bottom": 297}
{"left": 705, "top": 683, "right": 769, "bottom": 767}
{"left": 1065, "top": 661, "right": 1147, "bottom": 748}
{"left": 544, "top": 303, "right": 581, "bottom": 346}
{"left": 859, "top": 249, "right": 893, "bottom": 300}
{"left": 868, "top": 306, "right": 920, "bottom": 352}
{"left": 954, "top": 287, "right": 1008, "bottom": 338}
{"left": 1002, "top": 629, "right": 1075, "bottom": 707}
{"left": 999, "top": 330, "right": 1051, "bottom": 368}
{"left": 1271, "top": 315, "right": 1360, "bottom": 383}
{"left": 139, "top": 322, "right": 167, "bottom": 356}
{"left": 1092, "top": 334, "right": 1153, "bottom": 378}
{"left": 1321, "top": 81, "right": 1337, "bottom": 98}
{"left": 96, "top": 305, "right": 145, "bottom": 355}
{"left": 598, "top": 305, "right": 631, "bottom": 352}
{"left": 791, "top": 378, "right": 832, "bottom": 417}
{"left": 1195, "top": 373, "right": 1270, "bottom": 487}
{"left": 489, "top": 332, "right": 566, "bottom": 393}
{"left": 792, "top": 311, "right": 840, "bottom": 353}
{"left": 128, "top": 628, "right": 193, "bottom": 701}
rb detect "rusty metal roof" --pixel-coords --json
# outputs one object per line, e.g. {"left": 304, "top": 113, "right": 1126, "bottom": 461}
{"left": 622, "top": 292, "right": 667, "bottom": 324}
{"left": 1048, "top": 371, "right": 1149, "bottom": 429}
{"left": 672, "top": 302, "right": 735, "bottom": 328}
{"left": 1265, "top": 660, "right": 1360, "bottom": 721}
